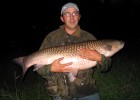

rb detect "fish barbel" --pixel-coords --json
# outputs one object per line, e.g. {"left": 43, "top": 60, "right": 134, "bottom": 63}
{"left": 13, "top": 39, "right": 124, "bottom": 82}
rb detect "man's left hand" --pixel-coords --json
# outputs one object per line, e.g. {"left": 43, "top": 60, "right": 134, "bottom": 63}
{"left": 78, "top": 48, "right": 102, "bottom": 63}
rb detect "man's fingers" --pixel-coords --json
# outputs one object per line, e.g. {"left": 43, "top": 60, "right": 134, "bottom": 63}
{"left": 58, "top": 57, "right": 64, "bottom": 61}
{"left": 63, "top": 62, "right": 73, "bottom": 66}
{"left": 62, "top": 66, "right": 73, "bottom": 72}
{"left": 61, "top": 62, "right": 73, "bottom": 72}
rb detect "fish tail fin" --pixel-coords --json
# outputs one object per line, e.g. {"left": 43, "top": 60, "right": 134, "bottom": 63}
{"left": 12, "top": 56, "right": 28, "bottom": 78}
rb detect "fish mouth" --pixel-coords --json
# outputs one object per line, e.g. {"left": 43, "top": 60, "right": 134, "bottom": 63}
{"left": 121, "top": 41, "right": 125, "bottom": 45}
{"left": 119, "top": 40, "right": 125, "bottom": 48}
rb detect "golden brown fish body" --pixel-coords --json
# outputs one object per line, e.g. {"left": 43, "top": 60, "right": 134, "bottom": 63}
{"left": 13, "top": 39, "right": 124, "bottom": 82}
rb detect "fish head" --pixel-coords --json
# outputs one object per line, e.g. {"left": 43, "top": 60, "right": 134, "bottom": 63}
{"left": 100, "top": 40, "right": 125, "bottom": 57}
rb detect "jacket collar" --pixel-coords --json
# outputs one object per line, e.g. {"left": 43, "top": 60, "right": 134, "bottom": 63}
{"left": 59, "top": 25, "right": 81, "bottom": 37}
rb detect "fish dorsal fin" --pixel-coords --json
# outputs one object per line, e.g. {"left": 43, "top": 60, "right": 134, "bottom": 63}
{"left": 103, "top": 45, "right": 112, "bottom": 51}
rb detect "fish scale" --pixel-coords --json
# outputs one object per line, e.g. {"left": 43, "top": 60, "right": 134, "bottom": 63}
{"left": 13, "top": 39, "right": 124, "bottom": 82}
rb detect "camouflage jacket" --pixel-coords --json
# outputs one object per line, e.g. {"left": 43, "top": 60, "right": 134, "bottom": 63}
{"left": 37, "top": 25, "right": 111, "bottom": 100}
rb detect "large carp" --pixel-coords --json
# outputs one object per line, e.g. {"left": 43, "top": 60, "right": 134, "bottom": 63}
{"left": 13, "top": 39, "right": 124, "bottom": 82}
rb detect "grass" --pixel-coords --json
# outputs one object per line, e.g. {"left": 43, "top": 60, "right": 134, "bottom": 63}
{"left": 94, "top": 52, "right": 140, "bottom": 100}
{"left": 0, "top": 49, "right": 140, "bottom": 100}
{"left": 0, "top": 71, "right": 52, "bottom": 100}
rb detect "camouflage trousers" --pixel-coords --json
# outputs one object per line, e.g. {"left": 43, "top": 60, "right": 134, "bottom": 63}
{"left": 53, "top": 93, "right": 100, "bottom": 100}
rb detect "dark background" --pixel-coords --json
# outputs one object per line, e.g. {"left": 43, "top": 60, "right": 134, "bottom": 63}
{"left": 1, "top": 0, "right": 140, "bottom": 62}
{"left": 0, "top": 1, "right": 140, "bottom": 99}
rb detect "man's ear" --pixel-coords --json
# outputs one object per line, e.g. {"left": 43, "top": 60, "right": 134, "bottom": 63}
{"left": 79, "top": 14, "right": 81, "bottom": 20}
{"left": 60, "top": 16, "right": 64, "bottom": 22}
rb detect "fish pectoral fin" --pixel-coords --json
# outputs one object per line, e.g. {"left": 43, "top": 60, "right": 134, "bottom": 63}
{"left": 68, "top": 72, "right": 77, "bottom": 82}
{"left": 103, "top": 45, "right": 112, "bottom": 51}
{"left": 71, "top": 68, "right": 78, "bottom": 76}
{"left": 68, "top": 68, "right": 79, "bottom": 82}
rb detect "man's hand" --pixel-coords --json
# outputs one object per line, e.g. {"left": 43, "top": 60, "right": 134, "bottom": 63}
{"left": 51, "top": 57, "right": 73, "bottom": 72}
{"left": 78, "top": 48, "right": 102, "bottom": 63}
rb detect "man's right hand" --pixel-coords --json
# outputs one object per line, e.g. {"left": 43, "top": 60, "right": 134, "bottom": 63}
{"left": 51, "top": 57, "right": 73, "bottom": 72}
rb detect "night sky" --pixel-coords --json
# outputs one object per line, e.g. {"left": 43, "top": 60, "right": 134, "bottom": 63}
{"left": 1, "top": 0, "right": 140, "bottom": 61}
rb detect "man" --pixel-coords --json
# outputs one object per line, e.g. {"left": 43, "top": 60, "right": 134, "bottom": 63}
{"left": 37, "top": 2, "right": 111, "bottom": 100}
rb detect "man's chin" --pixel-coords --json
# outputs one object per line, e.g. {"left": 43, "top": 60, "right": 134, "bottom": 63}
{"left": 69, "top": 25, "right": 77, "bottom": 29}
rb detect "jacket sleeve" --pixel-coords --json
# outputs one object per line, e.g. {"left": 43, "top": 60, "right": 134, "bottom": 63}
{"left": 97, "top": 54, "right": 112, "bottom": 72}
{"left": 36, "top": 64, "right": 52, "bottom": 79}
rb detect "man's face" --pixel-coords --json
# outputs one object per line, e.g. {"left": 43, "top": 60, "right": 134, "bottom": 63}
{"left": 60, "top": 7, "right": 81, "bottom": 30}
